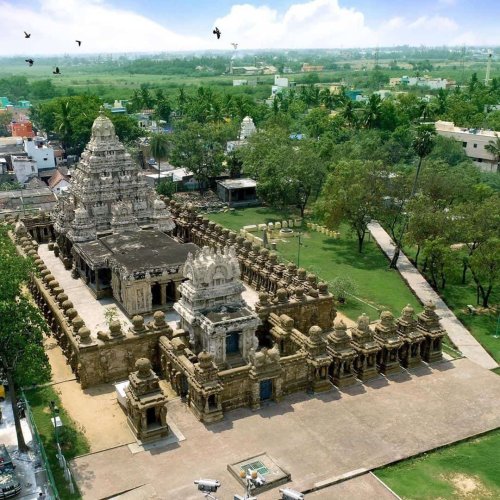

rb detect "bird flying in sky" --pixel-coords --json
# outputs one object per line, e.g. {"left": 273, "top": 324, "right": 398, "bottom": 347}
{"left": 53, "top": 67, "right": 60, "bottom": 75}
{"left": 25, "top": 59, "right": 34, "bottom": 66}
{"left": 24, "top": 31, "right": 31, "bottom": 38}
{"left": 231, "top": 42, "right": 238, "bottom": 49}
{"left": 76, "top": 40, "right": 82, "bottom": 46}
{"left": 213, "top": 27, "right": 221, "bottom": 39}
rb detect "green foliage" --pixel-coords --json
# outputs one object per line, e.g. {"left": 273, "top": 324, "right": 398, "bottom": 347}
{"left": 241, "top": 128, "right": 327, "bottom": 216}
{"left": 31, "top": 95, "right": 102, "bottom": 155}
{"left": 0, "top": 181, "right": 22, "bottom": 191}
{"left": 25, "top": 386, "right": 90, "bottom": 499}
{"left": 330, "top": 275, "right": 358, "bottom": 302}
{"left": 108, "top": 114, "right": 142, "bottom": 144}
{"left": 157, "top": 178, "right": 177, "bottom": 197}
{"left": 0, "top": 225, "right": 50, "bottom": 387}
{"left": 169, "top": 121, "right": 234, "bottom": 190}
{"left": 317, "top": 159, "right": 389, "bottom": 252}
{"left": 0, "top": 110, "right": 13, "bottom": 136}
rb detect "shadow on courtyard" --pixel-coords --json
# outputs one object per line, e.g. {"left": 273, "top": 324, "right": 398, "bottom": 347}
{"left": 70, "top": 461, "right": 96, "bottom": 491}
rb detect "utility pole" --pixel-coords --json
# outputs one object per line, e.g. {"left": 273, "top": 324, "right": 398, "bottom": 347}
{"left": 485, "top": 50, "right": 492, "bottom": 86}
{"left": 297, "top": 231, "right": 303, "bottom": 268}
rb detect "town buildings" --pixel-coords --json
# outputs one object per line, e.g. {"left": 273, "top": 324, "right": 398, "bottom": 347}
{"left": 435, "top": 120, "right": 499, "bottom": 172}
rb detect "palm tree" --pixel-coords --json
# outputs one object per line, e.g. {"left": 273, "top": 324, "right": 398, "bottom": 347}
{"left": 56, "top": 100, "right": 73, "bottom": 154}
{"left": 485, "top": 134, "right": 500, "bottom": 173}
{"left": 341, "top": 100, "right": 357, "bottom": 128}
{"left": 149, "top": 133, "right": 170, "bottom": 182}
{"left": 363, "top": 94, "right": 382, "bottom": 128}
{"left": 319, "top": 88, "right": 334, "bottom": 109}
{"left": 389, "top": 124, "right": 436, "bottom": 268}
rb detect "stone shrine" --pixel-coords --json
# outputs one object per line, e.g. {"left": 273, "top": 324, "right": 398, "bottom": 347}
{"left": 125, "top": 358, "right": 169, "bottom": 442}
{"left": 51, "top": 109, "right": 197, "bottom": 315}
{"left": 174, "top": 246, "right": 261, "bottom": 369}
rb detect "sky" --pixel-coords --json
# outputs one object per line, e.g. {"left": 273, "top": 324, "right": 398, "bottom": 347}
{"left": 0, "top": 0, "right": 499, "bottom": 56}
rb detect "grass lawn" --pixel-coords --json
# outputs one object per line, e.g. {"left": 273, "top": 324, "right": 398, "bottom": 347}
{"left": 24, "top": 386, "right": 89, "bottom": 500}
{"left": 403, "top": 245, "right": 500, "bottom": 364}
{"left": 375, "top": 429, "right": 500, "bottom": 499}
{"left": 208, "top": 208, "right": 421, "bottom": 321}
{"left": 208, "top": 206, "right": 301, "bottom": 233}
{"left": 440, "top": 282, "right": 500, "bottom": 364}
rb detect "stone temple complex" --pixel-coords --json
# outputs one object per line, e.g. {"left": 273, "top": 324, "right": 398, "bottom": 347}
{"left": 51, "top": 108, "right": 197, "bottom": 315}
{"left": 6, "top": 110, "right": 448, "bottom": 438}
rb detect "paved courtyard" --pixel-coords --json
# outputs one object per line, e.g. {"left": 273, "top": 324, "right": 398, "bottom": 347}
{"left": 71, "top": 358, "right": 500, "bottom": 499}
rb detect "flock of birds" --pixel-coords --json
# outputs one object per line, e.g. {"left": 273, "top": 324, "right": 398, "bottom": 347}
{"left": 22, "top": 27, "right": 236, "bottom": 75}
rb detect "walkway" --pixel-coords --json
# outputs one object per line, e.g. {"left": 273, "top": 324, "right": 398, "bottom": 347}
{"left": 71, "top": 358, "right": 500, "bottom": 499}
{"left": 368, "top": 221, "right": 498, "bottom": 370}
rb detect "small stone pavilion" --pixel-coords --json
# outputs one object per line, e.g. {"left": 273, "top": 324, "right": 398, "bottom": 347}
{"left": 52, "top": 109, "right": 197, "bottom": 316}
{"left": 174, "top": 246, "right": 261, "bottom": 368}
{"left": 126, "top": 358, "right": 169, "bottom": 442}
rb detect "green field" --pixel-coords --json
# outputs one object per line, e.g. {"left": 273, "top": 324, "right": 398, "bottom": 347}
{"left": 24, "top": 386, "right": 89, "bottom": 500}
{"left": 440, "top": 282, "right": 500, "bottom": 363}
{"left": 208, "top": 207, "right": 421, "bottom": 321}
{"left": 0, "top": 56, "right": 492, "bottom": 104}
{"left": 375, "top": 429, "right": 500, "bottom": 499}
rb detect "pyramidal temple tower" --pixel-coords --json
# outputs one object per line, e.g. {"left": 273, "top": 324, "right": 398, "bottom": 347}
{"left": 52, "top": 109, "right": 197, "bottom": 316}
{"left": 55, "top": 107, "right": 172, "bottom": 235}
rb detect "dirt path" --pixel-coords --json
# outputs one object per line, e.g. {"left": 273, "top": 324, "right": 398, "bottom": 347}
{"left": 45, "top": 337, "right": 134, "bottom": 452}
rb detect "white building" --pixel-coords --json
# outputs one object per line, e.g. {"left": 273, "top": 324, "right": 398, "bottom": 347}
{"left": 226, "top": 116, "right": 257, "bottom": 152}
{"left": 11, "top": 155, "right": 38, "bottom": 184}
{"left": 24, "top": 136, "right": 55, "bottom": 173}
{"left": 271, "top": 74, "right": 294, "bottom": 98}
{"left": 435, "top": 120, "right": 499, "bottom": 172}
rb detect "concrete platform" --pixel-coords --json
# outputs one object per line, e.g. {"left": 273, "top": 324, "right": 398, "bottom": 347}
{"left": 302, "top": 473, "right": 399, "bottom": 499}
{"left": 71, "top": 358, "right": 500, "bottom": 500}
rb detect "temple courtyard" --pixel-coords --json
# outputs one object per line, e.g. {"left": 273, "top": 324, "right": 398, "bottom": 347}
{"left": 68, "top": 357, "right": 500, "bottom": 499}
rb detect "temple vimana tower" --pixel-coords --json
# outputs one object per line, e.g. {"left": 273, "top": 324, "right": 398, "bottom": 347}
{"left": 13, "top": 110, "right": 448, "bottom": 431}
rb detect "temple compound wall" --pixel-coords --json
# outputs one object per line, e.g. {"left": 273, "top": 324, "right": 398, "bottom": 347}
{"left": 12, "top": 222, "right": 172, "bottom": 388}
{"left": 157, "top": 241, "right": 446, "bottom": 423}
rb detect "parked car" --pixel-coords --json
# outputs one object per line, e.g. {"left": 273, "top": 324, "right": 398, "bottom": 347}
{"left": 0, "top": 445, "right": 22, "bottom": 499}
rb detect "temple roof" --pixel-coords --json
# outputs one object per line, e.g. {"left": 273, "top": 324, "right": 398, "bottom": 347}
{"left": 100, "top": 230, "right": 198, "bottom": 273}
{"left": 91, "top": 107, "right": 117, "bottom": 143}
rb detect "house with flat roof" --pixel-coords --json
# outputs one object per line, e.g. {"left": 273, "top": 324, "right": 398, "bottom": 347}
{"left": 435, "top": 120, "right": 499, "bottom": 172}
{"left": 216, "top": 178, "right": 258, "bottom": 207}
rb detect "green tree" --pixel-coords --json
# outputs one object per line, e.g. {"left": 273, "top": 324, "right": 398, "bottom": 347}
{"left": 30, "top": 95, "right": 102, "bottom": 156}
{"left": 109, "top": 114, "right": 143, "bottom": 144}
{"left": 0, "top": 110, "right": 13, "bottom": 136}
{"left": 149, "top": 133, "right": 170, "bottom": 181}
{"left": 0, "top": 226, "right": 51, "bottom": 452}
{"left": 363, "top": 94, "right": 382, "bottom": 129}
{"left": 169, "top": 121, "right": 232, "bottom": 192}
{"left": 485, "top": 134, "right": 500, "bottom": 173}
{"left": 317, "top": 159, "right": 387, "bottom": 252}
{"left": 389, "top": 124, "right": 436, "bottom": 268}
{"left": 242, "top": 128, "right": 326, "bottom": 217}
{"left": 468, "top": 240, "right": 500, "bottom": 307}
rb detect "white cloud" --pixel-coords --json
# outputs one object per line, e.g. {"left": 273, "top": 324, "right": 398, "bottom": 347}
{"left": 215, "top": 1, "right": 463, "bottom": 49}
{"left": 0, "top": 0, "right": 487, "bottom": 55}
{"left": 0, "top": 0, "right": 206, "bottom": 56}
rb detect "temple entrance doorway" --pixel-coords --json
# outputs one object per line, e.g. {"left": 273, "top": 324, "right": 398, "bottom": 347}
{"left": 226, "top": 331, "right": 240, "bottom": 354}
{"left": 166, "top": 281, "right": 176, "bottom": 303}
{"left": 146, "top": 407, "right": 156, "bottom": 426}
{"left": 151, "top": 283, "right": 162, "bottom": 307}
{"left": 260, "top": 379, "right": 272, "bottom": 401}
